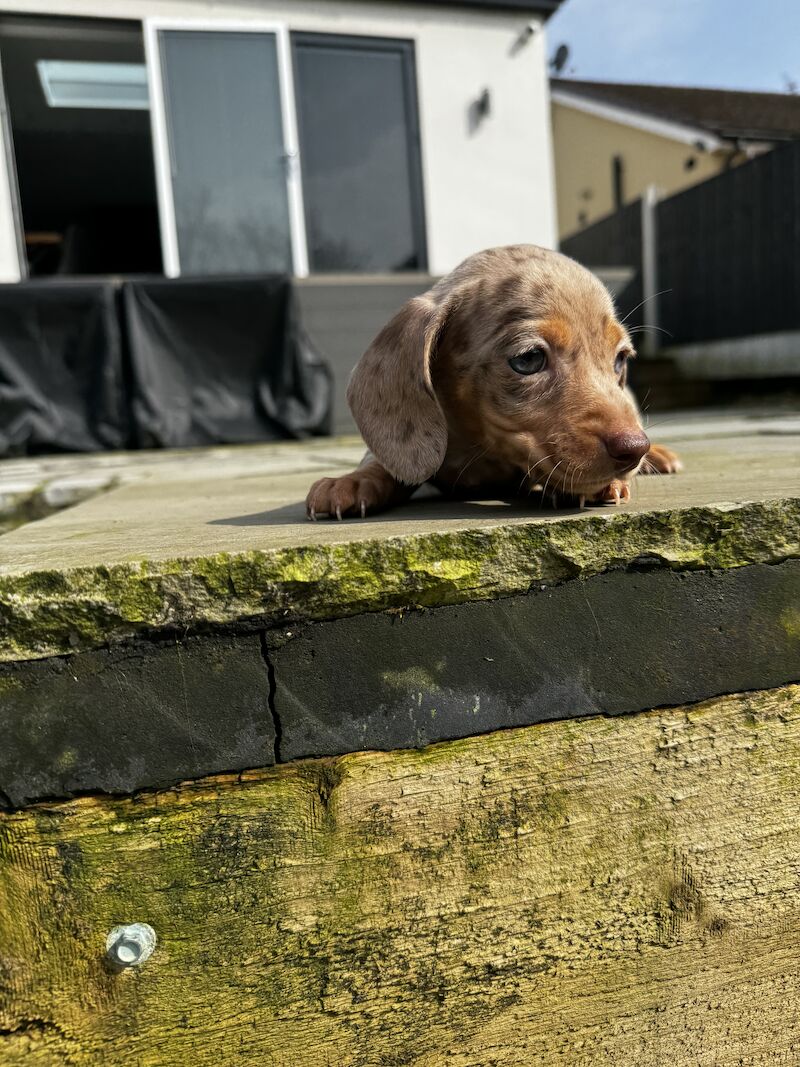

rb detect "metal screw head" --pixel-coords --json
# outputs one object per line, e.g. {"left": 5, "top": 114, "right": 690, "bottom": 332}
{"left": 105, "top": 923, "right": 157, "bottom": 968}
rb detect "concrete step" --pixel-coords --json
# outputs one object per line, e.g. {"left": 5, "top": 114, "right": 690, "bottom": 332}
{"left": 0, "top": 412, "right": 798, "bottom": 1063}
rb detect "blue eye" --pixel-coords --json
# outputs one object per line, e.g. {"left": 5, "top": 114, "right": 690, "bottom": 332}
{"left": 615, "top": 350, "right": 630, "bottom": 376}
{"left": 509, "top": 347, "right": 547, "bottom": 375}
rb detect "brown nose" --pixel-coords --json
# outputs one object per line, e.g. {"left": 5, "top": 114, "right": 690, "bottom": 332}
{"left": 604, "top": 430, "right": 650, "bottom": 469}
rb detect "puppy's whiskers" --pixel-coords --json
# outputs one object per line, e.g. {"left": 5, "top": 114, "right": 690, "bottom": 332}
{"left": 568, "top": 460, "right": 586, "bottom": 500}
{"left": 619, "top": 289, "right": 672, "bottom": 325}
{"left": 628, "top": 324, "right": 674, "bottom": 339}
{"left": 540, "top": 459, "right": 563, "bottom": 502}
{"left": 518, "top": 449, "right": 536, "bottom": 493}
{"left": 640, "top": 415, "right": 681, "bottom": 432}
{"left": 453, "top": 445, "right": 489, "bottom": 488}
{"left": 522, "top": 452, "right": 555, "bottom": 492}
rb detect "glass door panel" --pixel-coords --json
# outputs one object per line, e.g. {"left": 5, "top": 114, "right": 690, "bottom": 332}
{"left": 147, "top": 25, "right": 305, "bottom": 276}
{"left": 292, "top": 34, "right": 426, "bottom": 273}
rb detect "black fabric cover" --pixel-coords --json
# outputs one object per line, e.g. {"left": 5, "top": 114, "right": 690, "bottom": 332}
{"left": 125, "top": 276, "right": 331, "bottom": 448}
{"left": 0, "top": 275, "right": 332, "bottom": 456}
{"left": 0, "top": 281, "right": 128, "bottom": 455}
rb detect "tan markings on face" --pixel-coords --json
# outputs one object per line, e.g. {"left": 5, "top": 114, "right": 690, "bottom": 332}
{"left": 605, "top": 317, "right": 625, "bottom": 351}
{"left": 537, "top": 317, "right": 572, "bottom": 352}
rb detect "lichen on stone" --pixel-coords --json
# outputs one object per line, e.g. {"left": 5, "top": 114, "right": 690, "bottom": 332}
{"left": 0, "top": 498, "right": 798, "bottom": 663}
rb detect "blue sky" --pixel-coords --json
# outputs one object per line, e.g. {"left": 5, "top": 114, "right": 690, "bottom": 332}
{"left": 546, "top": 0, "right": 800, "bottom": 93}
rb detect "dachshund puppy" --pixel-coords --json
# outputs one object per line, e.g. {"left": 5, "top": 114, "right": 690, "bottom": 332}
{"left": 307, "top": 244, "right": 680, "bottom": 520}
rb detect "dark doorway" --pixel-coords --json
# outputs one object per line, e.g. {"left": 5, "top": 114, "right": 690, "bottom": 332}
{"left": 0, "top": 15, "right": 161, "bottom": 276}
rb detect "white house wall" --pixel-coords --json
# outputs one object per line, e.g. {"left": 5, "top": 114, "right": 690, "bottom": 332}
{"left": 0, "top": 0, "right": 556, "bottom": 276}
{"left": 0, "top": 131, "right": 19, "bottom": 281}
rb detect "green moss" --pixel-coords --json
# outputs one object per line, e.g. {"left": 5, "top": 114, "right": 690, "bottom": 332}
{"left": 104, "top": 565, "right": 170, "bottom": 622}
{"left": 1, "top": 497, "right": 798, "bottom": 662}
{"left": 383, "top": 663, "right": 444, "bottom": 692}
{"left": 537, "top": 787, "right": 570, "bottom": 826}
{"left": 53, "top": 748, "right": 78, "bottom": 771}
{"left": 1, "top": 686, "right": 799, "bottom": 1061}
{"left": 781, "top": 606, "right": 800, "bottom": 643}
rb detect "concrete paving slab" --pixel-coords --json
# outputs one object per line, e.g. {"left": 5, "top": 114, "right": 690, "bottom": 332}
{"left": 0, "top": 427, "right": 797, "bottom": 571}
{"left": 0, "top": 408, "right": 796, "bottom": 504}
{"left": 0, "top": 413, "right": 797, "bottom": 662}
{"left": 0, "top": 436, "right": 366, "bottom": 532}
{"left": 0, "top": 436, "right": 365, "bottom": 496}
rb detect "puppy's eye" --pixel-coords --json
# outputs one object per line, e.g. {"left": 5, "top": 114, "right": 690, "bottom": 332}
{"left": 615, "top": 350, "right": 630, "bottom": 376}
{"left": 509, "top": 346, "right": 547, "bottom": 375}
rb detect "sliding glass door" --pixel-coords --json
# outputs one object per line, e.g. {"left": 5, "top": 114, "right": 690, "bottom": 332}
{"left": 145, "top": 22, "right": 427, "bottom": 277}
{"left": 145, "top": 22, "right": 307, "bottom": 277}
{"left": 292, "top": 34, "right": 427, "bottom": 273}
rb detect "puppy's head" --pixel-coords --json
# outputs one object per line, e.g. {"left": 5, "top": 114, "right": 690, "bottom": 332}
{"left": 347, "top": 245, "right": 648, "bottom": 495}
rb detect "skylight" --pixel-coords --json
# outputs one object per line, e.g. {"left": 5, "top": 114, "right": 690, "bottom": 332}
{"left": 36, "top": 60, "right": 149, "bottom": 110}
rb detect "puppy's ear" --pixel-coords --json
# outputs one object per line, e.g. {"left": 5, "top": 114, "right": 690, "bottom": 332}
{"left": 346, "top": 294, "right": 450, "bottom": 485}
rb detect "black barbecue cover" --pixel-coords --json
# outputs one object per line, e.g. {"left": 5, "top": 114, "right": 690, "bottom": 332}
{"left": 124, "top": 276, "right": 331, "bottom": 448}
{"left": 0, "top": 281, "right": 128, "bottom": 455}
{"left": 0, "top": 275, "right": 331, "bottom": 456}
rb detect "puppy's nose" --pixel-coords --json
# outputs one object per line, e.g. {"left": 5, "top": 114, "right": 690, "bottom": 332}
{"left": 604, "top": 430, "right": 650, "bottom": 468}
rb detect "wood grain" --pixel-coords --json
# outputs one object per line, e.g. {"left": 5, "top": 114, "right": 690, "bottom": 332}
{"left": 2, "top": 685, "right": 800, "bottom": 1065}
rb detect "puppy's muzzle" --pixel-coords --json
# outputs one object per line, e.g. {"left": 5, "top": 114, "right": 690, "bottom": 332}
{"left": 604, "top": 430, "right": 650, "bottom": 473}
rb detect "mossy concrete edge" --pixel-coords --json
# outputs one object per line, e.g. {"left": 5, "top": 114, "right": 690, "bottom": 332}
{"left": 1, "top": 497, "right": 798, "bottom": 663}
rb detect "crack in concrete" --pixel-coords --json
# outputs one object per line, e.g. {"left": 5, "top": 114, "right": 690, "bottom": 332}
{"left": 260, "top": 631, "right": 283, "bottom": 763}
{"left": 1, "top": 559, "right": 797, "bottom": 809}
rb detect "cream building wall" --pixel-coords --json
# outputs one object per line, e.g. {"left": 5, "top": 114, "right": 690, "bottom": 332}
{"left": 552, "top": 100, "right": 728, "bottom": 239}
{"left": 0, "top": 0, "right": 557, "bottom": 281}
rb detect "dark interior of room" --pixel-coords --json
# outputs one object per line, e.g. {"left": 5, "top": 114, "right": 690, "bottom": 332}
{"left": 0, "top": 15, "right": 162, "bottom": 275}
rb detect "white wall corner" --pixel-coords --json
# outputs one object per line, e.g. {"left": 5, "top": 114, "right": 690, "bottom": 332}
{"left": 0, "top": 127, "right": 21, "bottom": 282}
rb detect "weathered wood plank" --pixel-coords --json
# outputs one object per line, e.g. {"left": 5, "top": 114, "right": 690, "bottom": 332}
{"left": 1, "top": 685, "right": 800, "bottom": 1065}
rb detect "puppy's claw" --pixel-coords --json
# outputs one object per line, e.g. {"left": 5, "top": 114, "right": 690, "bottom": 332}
{"left": 305, "top": 468, "right": 400, "bottom": 521}
{"left": 590, "top": 480, "right": 631, "bottom": 506}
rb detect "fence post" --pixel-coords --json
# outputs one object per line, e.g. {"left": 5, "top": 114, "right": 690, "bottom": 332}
{"left": 640, "top": 184, "right": 660, "bottom": 357}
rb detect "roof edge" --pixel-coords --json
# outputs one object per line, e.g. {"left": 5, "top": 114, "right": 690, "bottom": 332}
{"left": 399, "top": 0, "right": 564, "bottom": 17}
{"left": 552, "top": 76, "right": 798, "bottom": 101}
{"left": 551, "top": 87, "right": 726, "bottom": 151}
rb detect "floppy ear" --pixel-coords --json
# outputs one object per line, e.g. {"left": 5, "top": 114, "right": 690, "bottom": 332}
{"left": 346, "top": 293, "right": 450, "bottom": 485}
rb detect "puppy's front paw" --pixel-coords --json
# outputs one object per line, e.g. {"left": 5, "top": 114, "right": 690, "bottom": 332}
{"left": 585, "top": 479, "right": 631, "bottom": 507}
{"left": 306, "top": 473, "right": 389, "bottom": 521}
{"left": 641, "top": 443, "right": 682, "bottom": 474}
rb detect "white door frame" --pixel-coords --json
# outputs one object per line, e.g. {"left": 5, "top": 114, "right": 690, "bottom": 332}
{"left": 0, "top": 49, "right": 26, "bottom": 281}
{"left": 143, "top": 18, "right": 309, "bottom": 278}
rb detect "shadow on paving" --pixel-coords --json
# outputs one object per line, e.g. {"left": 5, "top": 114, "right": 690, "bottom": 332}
{"left": 209, "top": 495, "right": 587, "bottom": 527}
